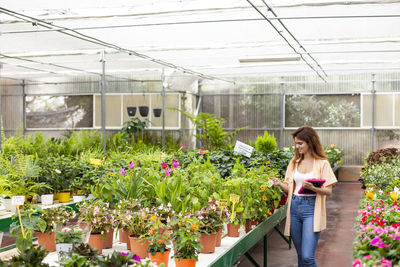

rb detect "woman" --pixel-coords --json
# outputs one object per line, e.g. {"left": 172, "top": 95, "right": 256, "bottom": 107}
{"left": 271, "top": 126, "right": 337, "bottom": 267}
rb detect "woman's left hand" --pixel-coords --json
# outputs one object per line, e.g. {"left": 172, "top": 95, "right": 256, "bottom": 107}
{"left": 302, "top": 181, "right": 315, "bottom": 190}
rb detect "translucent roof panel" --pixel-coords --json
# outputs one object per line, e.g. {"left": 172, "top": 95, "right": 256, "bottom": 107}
{"left": 1, "top": 0, "right": 400, "bottom": 82}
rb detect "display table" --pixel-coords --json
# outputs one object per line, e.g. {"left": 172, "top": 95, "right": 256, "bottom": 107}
{"left": 39, "top": 205, "right": 288, "bottom": 267}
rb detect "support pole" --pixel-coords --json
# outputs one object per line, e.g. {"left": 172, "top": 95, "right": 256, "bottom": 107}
{"left": 161, "top": 70, "right": 166, "bottom": 150}
{"left": 22, "top": 80, "right": 26, "bottom": 134}
{"left": 371, "top": 74, "right": 376, "bottom": 152}
{"left": 280, "top": 77, "right": 285, "bottom": 148}
{"left": 100, "top": 51, "right": 107, "bottom": 155}
{"left": 181, "top": 92, "right": 187, "bottom": 146}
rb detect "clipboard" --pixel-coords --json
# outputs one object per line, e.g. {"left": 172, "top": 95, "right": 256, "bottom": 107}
{"left": 298, "top": 179, "right": 326, "bottom": 195}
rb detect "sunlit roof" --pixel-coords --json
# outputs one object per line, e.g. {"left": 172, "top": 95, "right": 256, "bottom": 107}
{"left": 1, "top": 0, "right": 400, "bottom": 82}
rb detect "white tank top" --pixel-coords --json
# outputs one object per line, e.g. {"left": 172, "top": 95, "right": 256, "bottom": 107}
{"left": 293, "top": 166, "right": 314, "bottom": 196}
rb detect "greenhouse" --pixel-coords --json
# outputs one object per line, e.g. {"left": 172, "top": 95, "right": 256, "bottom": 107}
{"left": 0, "top": 0, "right": 399, "bottom": 266}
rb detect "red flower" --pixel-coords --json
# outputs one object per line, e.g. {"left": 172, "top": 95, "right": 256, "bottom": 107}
{"left": 392, "top": 223, "right": 400, "bottom": 228}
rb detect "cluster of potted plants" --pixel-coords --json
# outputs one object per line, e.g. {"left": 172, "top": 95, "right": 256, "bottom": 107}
{"left": 353, "top": 148, "right": 400, "bottom": 266}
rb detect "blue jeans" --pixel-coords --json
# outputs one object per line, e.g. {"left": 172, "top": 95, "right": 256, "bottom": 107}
{"left": 290, "top": 195, "right": 320, "bottom": 267}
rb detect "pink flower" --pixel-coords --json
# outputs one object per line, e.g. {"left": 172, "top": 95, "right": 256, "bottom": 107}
{"left": 119, "top": 168, "right": 126, "bottom": 175}
{"left": 381, "top": 257, "right": 392, "bottom": 267}
{"left": 161, "top": 162, "right": 167, "bottom": 169}
{"left": 165, "top": 167, "right": 171, "bottom": 176}
{"left": 129, "top": 161, "right": 135, "bottom": 169}
{"left": 370, "top": 236, "right": 380, "bottom": 245}
{"left": 198, "top": 149, "right": 204, "bottom": 155}
{"left": 133, "top": 255, "right": 141, "bottom": 262}
{"left": 121, "top": 252, "right": 128, "bottom": 256}
{"left": 352, "top": 259, "right": 362, "bottom": 267}
{"left": 172, "top": 160, "right": 179, "bottom": 168}
{"left": 179, "top": 144, "right": 186, "bottom": 151}
{"left": 363, "top": 255, "right": 372, "bottom": 259}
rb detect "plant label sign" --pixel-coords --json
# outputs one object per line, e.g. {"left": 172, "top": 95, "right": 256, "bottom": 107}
{"left": 11, "top": 196, "right": 25, "bottom": 206}
{"left": 234, "top": 141, "right": 254, "bottom": 158}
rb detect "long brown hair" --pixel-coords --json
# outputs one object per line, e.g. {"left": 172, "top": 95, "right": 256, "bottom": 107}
{"left": 291, "top": 126, "right": 327, "bottom": 170}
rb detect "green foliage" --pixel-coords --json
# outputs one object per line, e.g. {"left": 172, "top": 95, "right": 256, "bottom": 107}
{"left": 365, "top": 147, "right": 400, "bottom": 165}
{"left": 255, "top": 131, "right": 277, "bottom": 156}
{"left": 170, "top": 215, "right": 202, "bottom": 260}
{"left": 146, "top": 216, "right": 169, "bottom": 255}
{"left": 285, "top": 94, "right": 360, "bottom": 127}
{"left": 268, "top": 147, "right": 294, "bottom": 179}
{"left": 361, "top": 159, "right": 400, "bottom": 190}
{"left": 7, "top": 245, "right": 49, "bottom": 267}
{"left": 181, "top": 111, "right": 246, "bottom": 150}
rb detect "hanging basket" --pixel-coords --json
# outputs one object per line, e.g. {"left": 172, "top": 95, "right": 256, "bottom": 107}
{"left": 139, "top": 106, "right": 149, "bottom": 117}
{"left": 127, "top": 107, "right": 137, "bottom": 117}
{"left": 153, "top": 108, "right": 162, "bottom": 117}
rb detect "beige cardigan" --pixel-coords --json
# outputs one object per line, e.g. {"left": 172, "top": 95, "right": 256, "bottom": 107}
{"left": 283, "top": 158, "right": 337, "bottom": 236}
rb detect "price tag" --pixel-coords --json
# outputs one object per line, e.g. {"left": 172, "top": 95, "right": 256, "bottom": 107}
{"left": 230, "top": 194, "right": 239, "bottom": 203}
{"left": 233, "top": 141, "right": 254, "bottom": 158}
{"left": 218, "top": 199, "right": 227, "bottom": 207}
{"left": 12, "top": 196, "right": 25, "bottom": 206}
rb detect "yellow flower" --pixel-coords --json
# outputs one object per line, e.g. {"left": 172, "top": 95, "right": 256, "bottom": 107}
{"left": 267, "top": 209, "right": 272, "bottom": 216}
{"left": 267, "top": 170, "right": 271, "bottom": 173}
{"left": 247, "top": 173, "right": 251, "bottom": 176}
{"left": 277, "top": 174, "right": 280, "bottom": 177}
{"left": 89, "top": 158, "right": 103, "bottom": 167}
{"left": 190, "top": 222, "right": 198, "bottom": 231}
{"left": 210, "top": 175, "right": 215, "bottom": 178}
{"left": 390, "top": 191, "right": 398, "bottom": 201}
{"left": 266, "top": 161, "right": 270, "bottom": 164}
{"left": 262, "top": 195, "right": 267, "bottom": 201}
{"left": 331, "top": 144, "right": 335, "bottom": 148}
{"left": 260, "top": 185, "right": 266, "bottom": 191}
{"left": 266, "top": 177, "right": 271, "bottom": 179}
{"left": 138, "top": 139, "right": 143, "bottom": 143}
{"left": 109, "top": 173, "right": 115, "bottom": 177}
{"left": 150, "top": 215, "right": 158, "bottom": 221}
{"left": 366, "top": 190, "right": 374, "bottom": 201}
{"left": 204, "top": 150, "right": 208, "bottom": 154}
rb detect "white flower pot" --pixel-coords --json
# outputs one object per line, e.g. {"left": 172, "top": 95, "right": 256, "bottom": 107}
{"left": 41, "top": 194, "right": 54, "bottom": 205}
{"left": 73, "top": 195, "right": 85, "bottom": 203}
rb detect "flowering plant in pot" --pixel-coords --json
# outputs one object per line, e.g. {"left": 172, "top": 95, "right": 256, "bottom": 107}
{"left": 78, "top": 199, "right": 115, "bottom": 253}
{"left": 170, "top": 214, "right": 202, "bottom": 266}
{"left": 145, "top": 215, "right": 171, "bottom": 266}
{"left": 195, "top": 200, "right": 223, "bottom": 253}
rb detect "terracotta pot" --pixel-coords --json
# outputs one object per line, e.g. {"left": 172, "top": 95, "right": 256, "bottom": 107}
{"left": 215, "top": 226, "right": 223, "bottom": 247}
{"left": 123, "top": 231, "right": 133, "bottom": 249}
{"left": 245, "top": 219, "right": 261, "bottom": 233}
{"left": 149, "top": 250, "right": 170, "bottom": 267}
{"left": 36, "top": 232, "right": 56, "bottom": 252}
{"left": 103, "top": 229, "right": 114, "bottom": 249}
{"left": 175, "top": 258, "right": 196, "bottom": 267}
{"left": 119, "top": 229, "right": 127, "bottom": 243}
{"left": 199, "top": 232, "right": 217, "bottom": 254}
{"left": 88, "top": 234, "right": 105, "bottom": 254}
{"left": 227, "top": 223, "right": 240, "bottom": 237}
{"left": 129, "top": 236, "right": 149, "bottom": 259}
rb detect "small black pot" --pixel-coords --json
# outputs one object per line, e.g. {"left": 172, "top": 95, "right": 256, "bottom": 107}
{"left": 127, "top": 106, "right": 137, "bottom": 117}
{"left": 153, "top": 108, "right": 162, "bottom": 117}
{"left": 139, "top": 106, "right": 149, "bottom": 117}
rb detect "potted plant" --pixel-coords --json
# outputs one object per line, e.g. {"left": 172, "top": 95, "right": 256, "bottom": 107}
{"left": 195, "top": 200, "right": 223, "bottom": 254}
{"left": 0, "top": 245, "right": 49, "bottom": 267}
{"left": 127, "top": 106, "right": 137, "bottom": 117}
{"left": 170, "top": 215, "right": 202, "bottom": 267}
{"left": 35, "top": 205, "right": 77, "bottom": 252}
{"left": 139, "top": 106, "right": 149, "bottom": 117}
{"left": 55, "top": 220, "right": 91, "bottom": 261}
{"left": 124, "top": 208, "right": 151, "bottom": 259}
{"left": 78, "top": 200, "right": 114, "bottom": 253}
{"left": 145, "top": 215, "right": 170, "bottom": 267}
{"left": 114, "top": 199, "right": 142, "bottom": 245}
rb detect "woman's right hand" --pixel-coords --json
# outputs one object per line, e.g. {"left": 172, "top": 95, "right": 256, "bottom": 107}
{"left": 270, "top": 177, "right": 281, "bottom": 187}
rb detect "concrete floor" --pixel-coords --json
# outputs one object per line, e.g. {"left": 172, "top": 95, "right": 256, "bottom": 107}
{"left": 238, "top": 182, "right": 364, "bottom": 267}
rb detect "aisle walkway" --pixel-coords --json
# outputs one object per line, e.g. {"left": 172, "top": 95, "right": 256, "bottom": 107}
{"left": 238, "top": 182, "right": 364, "bottom": 267}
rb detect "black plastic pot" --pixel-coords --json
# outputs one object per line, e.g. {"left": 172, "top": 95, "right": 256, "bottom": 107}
{"left": 127, "top": 106, "right": 137, "bottom": 117}
{"left": 153, "top": 108, "right": 162, "bottom": 117}
{"left": 139, "top": 106, "right": 149, "bottom": 117}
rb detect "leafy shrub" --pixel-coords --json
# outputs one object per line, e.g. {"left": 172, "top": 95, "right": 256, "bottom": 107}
{"left": 365, "top": 148, "right": 400, "bottom": 165}
{"left": 268, "top": 147, "right": 294, "bottom": 179}
{"left": 361, "top": 160, "right": 400, "bottom": 189}
{"left": 255, "top": 131, "right": 277, "bottom": 156}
